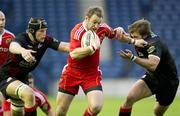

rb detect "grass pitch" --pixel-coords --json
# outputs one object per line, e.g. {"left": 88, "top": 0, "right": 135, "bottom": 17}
{"left": 38, "top": 96, "right": 180, "bottom": 116}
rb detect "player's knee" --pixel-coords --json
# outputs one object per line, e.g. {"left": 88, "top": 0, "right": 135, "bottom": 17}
{"left": 154, "top": 110, "right": 164, "bottom": 116}
{"left": 153, "top": 108, "right": 164, "bottom": 116}
{"left": 89, "top": 103, "right": 103, "bottom": 114}
{"left": 11, "top": 103, "right": 24, "bottom": 112}
{"left": 56, "top": 105, "right": 68, "bottom": 116}
{"left": 19, "top": 85, "right": 35, "bottom": 104}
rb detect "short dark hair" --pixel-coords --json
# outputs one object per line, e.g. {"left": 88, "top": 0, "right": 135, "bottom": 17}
{"left": 85, "top": 6, "right": 103, "bottom": 18}
{"left": 128, "top": 19, "right": 152, "bottom": 36}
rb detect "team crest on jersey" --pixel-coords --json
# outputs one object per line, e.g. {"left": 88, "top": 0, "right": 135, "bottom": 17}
{"left": 147, "top": 46, "right": 156, "bottom": 54}
{"left": 6, "top": 38, "right": 12, "bottom": 44}
{"left": 38, "top": 43, "right": 43, "bottom": 48}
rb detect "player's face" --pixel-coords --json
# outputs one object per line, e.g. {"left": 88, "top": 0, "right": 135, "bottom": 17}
{"left": 35, "top": 28, "right": 47, "bottom": 42}
{"left": 0, "top": 12, "right": 5, "bottom": 33}
{"left": 86, "top": 14, "right": 102, "bottom": 31}
{"left": 130, "top": 32, "right": 142, "bottom": 40}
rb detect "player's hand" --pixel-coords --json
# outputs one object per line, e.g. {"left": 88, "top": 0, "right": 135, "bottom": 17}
{"left": 117, "top": 49, "right": 133, "bottom": 59}
{"left": 114, "top": 27, "right": 125, "bottom": 39}
{"left": 21, "top": 49, "right": 36, "bottom": 63}
{"left": 117, "top": 49, "right": 137, "bottom": 61}
{"left": 134, "top": 39, "right": 148, "bottom": 47}
{"left": 90, "top": 41, "right": 100, "bottom": 51}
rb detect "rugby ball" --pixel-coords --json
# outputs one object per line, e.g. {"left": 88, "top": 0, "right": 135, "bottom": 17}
{"left": 81, "top": 30, "right": 100, "bottom": 49}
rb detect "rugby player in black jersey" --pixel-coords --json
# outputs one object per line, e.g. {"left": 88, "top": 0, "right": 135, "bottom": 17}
{"left": 0, "top": 17, "right": 69, "bottom": 116}
{"left": 118, "top": 19, "right": 179, "bottom": 116}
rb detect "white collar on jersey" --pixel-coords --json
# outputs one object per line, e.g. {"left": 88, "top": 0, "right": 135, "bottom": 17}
{"left": 0, "top": 29, "right": 5, "bottom": 44}
{"left": 82, "top": 20, "right": 88, "bottom": 31}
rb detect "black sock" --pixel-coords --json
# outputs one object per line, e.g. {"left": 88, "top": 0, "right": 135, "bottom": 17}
{"left": 25, "top": 109, "right": 37, "bottom": 116}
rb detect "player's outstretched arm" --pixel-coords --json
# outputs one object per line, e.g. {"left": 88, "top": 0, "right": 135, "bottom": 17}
{"left": 70, "top": 46, "right": 94, "bottom": 60}
{"left": 58, "top": 41, "right": 69, "bottom": 52}
{"left": 117, "top": 49, "right": 160, "bottom": 71}
{"left": 9, "top": 42, "right": 36, "bottom": 62}
{"left": 114, "top": 27, "right": 147, "bottom": 47}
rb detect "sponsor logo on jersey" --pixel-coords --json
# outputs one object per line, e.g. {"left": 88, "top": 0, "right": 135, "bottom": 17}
{"left": 0, "top": 47, "right": 8, "bottom": 52}
{"left": 19, "top": 60, "right": 36, "bottom": 68}
{"left": 27, "top": 45, "right": 33, "bottom": 48}
{"left": 147, "top": 46, "right": 156, "bottom": 54}
{"left": 6, "top": 77, "right": 13, "bottom": 82}
{"left": 6, "top": 38, "right": 12, "bottom": 44}
{"left": 38, "top": 43, "right": 42, "bottom": 48}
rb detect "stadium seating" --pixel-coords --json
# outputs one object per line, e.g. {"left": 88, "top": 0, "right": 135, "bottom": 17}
{"left": 0, "top": 0, "right": 80, "bottom": 93}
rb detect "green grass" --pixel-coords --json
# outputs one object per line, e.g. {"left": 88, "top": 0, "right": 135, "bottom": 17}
{"left": 38, "top": 96, "right": 180, "bottom": 116}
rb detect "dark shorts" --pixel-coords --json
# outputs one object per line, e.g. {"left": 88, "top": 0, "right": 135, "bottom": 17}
{"left": 142, "top": 74, "right": 179, "bottom": 106}
{"left": 0, "top": 77, "right": 17, "bottom": 99}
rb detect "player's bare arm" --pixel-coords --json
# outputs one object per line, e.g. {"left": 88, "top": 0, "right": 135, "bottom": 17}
{"left": 70, "top": 46, "right": 94, "bottom": 60}
{"left": 58, "top": 41, "right": 69, "bottom": 52}
{"left": 9, "top": 42, "right": 36, "bottom": 62}
{"left": 118, "top": 49, "right": 160, "bottom": 71}
{"left": 114, "top": 27, "right": 147, "bottom": 47}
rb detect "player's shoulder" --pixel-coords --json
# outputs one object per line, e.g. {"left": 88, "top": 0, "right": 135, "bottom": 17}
{"left": 16, "top": 32, "right": 27, "bottom": 39}
{"left": 72, "top": 22, "right": 85, "bottom": 40}
{"left": 99, "top": 23, "right": 111, "bottom": 30}
{"left": 72, "top": 22, "right": 83, "bottom": 31}
{"left": 146, "top": 34, "right": 160, "bottom": 45}
{"left": 14, "top": 33, "right": 29, "bottom": 43}
{"left": 44, "top": 35, "right": 60, "bottom": 43}
{"left": 3, "top": 29, "right": 15, "bottom": 38}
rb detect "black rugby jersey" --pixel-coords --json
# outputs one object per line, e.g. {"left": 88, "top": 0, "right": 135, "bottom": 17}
{"left": 0, "top": 33, "right": 60, "bottom": 81}
{"left": 135, "top": 34, "right": 178, "bottom": 83}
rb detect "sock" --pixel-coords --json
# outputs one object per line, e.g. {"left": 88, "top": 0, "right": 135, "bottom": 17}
{"left": 24, "top": 105, "right": 37, "bottom": 116}
{"left": 83, "top": 107, "right": 94, "bottom": 116}
{"left": 119, "top": 106, "right": 132, "bottom": 116}
{"left": 0, "top": 106, "right": 3, "bottom": 116}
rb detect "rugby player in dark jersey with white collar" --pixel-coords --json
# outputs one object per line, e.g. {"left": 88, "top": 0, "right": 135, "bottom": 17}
{"left": 0, "top": 17, "right": 69, "bottom": 116}
{"left": 118, "top": 19, "right": 179, "bottom": 116}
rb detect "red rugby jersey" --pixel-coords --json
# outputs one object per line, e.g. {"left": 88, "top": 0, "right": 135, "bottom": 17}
{"left": 0, "top": 29, "right": 14, "bottom": 65}
{"left": 67, "top": 22, "right": 116, "bottom": 72}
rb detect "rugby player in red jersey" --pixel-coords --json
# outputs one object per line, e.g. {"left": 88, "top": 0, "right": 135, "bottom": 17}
{"left": 56, "top": 6, "right": 147, "bottom": 116}
{"left": 0, "top": 10, "right": 15, "bottom": 116}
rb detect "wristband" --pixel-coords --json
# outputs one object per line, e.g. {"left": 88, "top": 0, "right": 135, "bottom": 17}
{"left": 130, "top": 54, "right": 137, "bottom": 61}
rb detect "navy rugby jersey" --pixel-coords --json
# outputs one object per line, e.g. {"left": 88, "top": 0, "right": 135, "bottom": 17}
{"left": 0, "top": 33, "right": 60, "bottom": 81}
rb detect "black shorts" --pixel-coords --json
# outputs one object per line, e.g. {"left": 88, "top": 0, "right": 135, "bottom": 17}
{"left": 142, "top": 74, "right": 179, "bottom": 106}
{"left": 0, "top": 77, "right": 17, "bottom": 99}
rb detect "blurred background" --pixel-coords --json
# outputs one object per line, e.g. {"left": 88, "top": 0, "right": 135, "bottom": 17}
{"left": 0, "top": 0, "right": 180, "bottom": 96}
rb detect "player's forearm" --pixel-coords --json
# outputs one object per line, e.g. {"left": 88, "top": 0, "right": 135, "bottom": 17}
{"left": 133, "top": 55, "right": 159, "bottom": 71}
{"left": 58, "top": 42, "right": 69, "bottom": 52}
{"left": 117, "top": 34, "right": 134, "bottom": 44}
{"left": 70, "top": 47, "right": 93, "bottom": 60}
{"left": 9, "top": 42, "right": 26, "bottom": 55}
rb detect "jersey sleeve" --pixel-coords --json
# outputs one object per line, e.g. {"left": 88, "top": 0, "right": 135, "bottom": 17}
{"left": 69, "top": 26, "right": 82, "bottom": 52}
{"left": 13, "top": 33, "right": 26, "bottom": 46}
{"left": 97, "top": 23, "right": 116, "bottom": 39}
{"left": 147, "top": 39, "right": 162, "bottom": 57}
{"left": 46, "top": 36, "right": 60, "bottom": 50}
